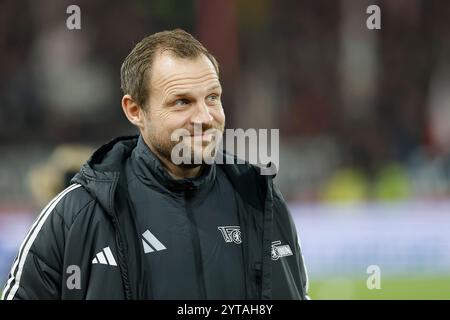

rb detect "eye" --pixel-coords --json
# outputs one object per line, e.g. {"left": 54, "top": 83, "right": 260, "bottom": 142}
{"left": 206, "top": 94, "right": 220, "bottom": 104}
{"left": 174, "top": 98, "right": 190, "bottom": 106}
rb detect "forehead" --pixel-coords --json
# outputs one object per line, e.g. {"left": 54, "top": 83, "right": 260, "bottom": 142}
{"left": 150, "top": 51, "right": 220, "bottom": 93}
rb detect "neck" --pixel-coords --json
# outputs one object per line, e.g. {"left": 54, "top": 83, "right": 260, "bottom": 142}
{"left": 144, "top": 139, "right": 202, "bottom": 180}
{"left": 160, "top": 158, "right": 202, "bottom": 180}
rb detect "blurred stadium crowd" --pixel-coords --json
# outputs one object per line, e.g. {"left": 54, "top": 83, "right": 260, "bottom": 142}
{"left": 2, "top": 0, "right": 450, "bottom": 207}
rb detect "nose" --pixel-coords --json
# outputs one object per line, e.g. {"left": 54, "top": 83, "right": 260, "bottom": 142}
{"left": 191, "top": 101, "right": 213, "bottom": 126}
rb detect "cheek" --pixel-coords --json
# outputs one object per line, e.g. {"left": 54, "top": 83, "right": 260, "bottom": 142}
{"left": 156, "top": 110, "right": 189, "bottom": 134}
{"left": 212, "top": 107, "right": 226, "bottom": 125}
{"left": 139, "top": 112, "right": 150, "bottom": 131}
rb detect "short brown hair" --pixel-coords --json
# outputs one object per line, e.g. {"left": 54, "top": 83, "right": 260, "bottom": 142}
{"left": 120, "top": 29, "right": 219, "bottom": 108}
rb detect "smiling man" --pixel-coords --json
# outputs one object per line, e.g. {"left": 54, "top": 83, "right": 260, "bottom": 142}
{"left": 121, "top": 32, "right": 226, "bottom": 179}
{"left": 2, "top": 29, "right": 309, "bottom": 300}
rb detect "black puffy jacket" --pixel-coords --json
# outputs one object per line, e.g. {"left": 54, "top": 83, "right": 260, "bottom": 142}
{"left": 2, "top": 136, "right": 309, "bottom": 300}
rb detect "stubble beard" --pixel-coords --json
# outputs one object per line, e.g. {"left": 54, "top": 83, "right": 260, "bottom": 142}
{"left": 147, "top": 124, "right": 224, "bottom": 169}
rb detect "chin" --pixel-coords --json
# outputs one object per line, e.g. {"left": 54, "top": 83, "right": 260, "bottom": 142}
{"left": 178, "top": 163, "right": 203, "bottom": 169}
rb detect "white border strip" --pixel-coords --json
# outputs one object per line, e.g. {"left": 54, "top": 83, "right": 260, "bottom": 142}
{"left": 2, "top": 184, "right": 82, "bottom": 300}
{"left": 103, "top": 247, "right": 117, "bottom": 266}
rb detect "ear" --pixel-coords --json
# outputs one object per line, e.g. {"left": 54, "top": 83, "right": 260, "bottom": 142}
{"left": 121, "top": 94, "right": 145, "bottom": 130}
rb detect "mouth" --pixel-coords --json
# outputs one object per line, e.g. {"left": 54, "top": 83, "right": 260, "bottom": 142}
{"left": 190, "top": 133, "right": 213, "bottom": 142}
{"left": 191, "top": 132, "right": 213, "bottom": 137}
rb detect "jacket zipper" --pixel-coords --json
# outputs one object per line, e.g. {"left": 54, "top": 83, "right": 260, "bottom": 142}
{"left": 184, "top": 190, "right": 207, "bottom": 299}
{"left": 260, "top": 176, "right": 274, "bottom": 300}
{"left": 111, "top": 216, "right": 132, "bottom": 299}
{"left": 110, "top": 174, "right": 133, "bottom": 300}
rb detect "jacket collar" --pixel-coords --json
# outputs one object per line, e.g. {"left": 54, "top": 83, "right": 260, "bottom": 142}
{"left": 131, "top": 135, "right": 216, "bottom": 194}
{"left": 71, "top": 135, "right": 275, "bottom": 213}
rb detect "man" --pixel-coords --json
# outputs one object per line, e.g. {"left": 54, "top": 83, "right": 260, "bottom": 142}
{"left": 2, "top": 29, "right": 309, "bottom": 300}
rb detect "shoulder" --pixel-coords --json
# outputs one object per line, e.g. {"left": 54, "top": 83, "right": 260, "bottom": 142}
{"left": 51, "top": 183, "right": 97, "bottom": 228}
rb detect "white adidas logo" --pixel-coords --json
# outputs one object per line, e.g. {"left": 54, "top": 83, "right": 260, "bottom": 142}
{"left": 92, "top": 246, "right": 117, "bottom": 266}
{"left": 142, "top": 229, "right": 167, "bottom": 253}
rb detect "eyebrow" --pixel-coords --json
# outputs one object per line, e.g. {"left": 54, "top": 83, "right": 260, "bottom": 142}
{"left": 169, "top": 85, "right": 222, "bottom": 98}
{"left": 171, "top": 91, "right": 190, "bottom": 98}
{"left": 207, "top": 84, "right": 222, "bottom": 92}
